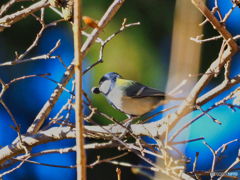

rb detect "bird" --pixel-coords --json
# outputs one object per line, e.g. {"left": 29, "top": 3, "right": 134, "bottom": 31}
{"left": 82, "top": 16, "right": 104, "bottom": 31}
{"left": 92, "top": 72, "right": 184, "bottom": 119}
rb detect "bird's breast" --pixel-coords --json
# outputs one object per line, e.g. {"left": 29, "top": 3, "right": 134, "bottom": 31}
{"left": 107, "top": 87, "right": 165, "bottom": 116}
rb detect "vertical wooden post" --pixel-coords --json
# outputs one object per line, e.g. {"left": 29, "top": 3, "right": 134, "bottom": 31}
{"left": 73, "top": 0, "right": 86, "bottom": 179}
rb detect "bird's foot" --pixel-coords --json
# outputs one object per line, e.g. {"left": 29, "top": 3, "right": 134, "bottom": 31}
{"left": 118, "top": 118, "right": 134, "bottom": 139}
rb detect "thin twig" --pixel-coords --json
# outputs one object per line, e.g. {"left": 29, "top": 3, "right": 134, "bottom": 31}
{"left": 0, "top": 156, "right": 30, "bottom": 178}
{"left": 116, "top": 167, "right": 121, "bottom": 180}
{"left": 164, "top": 114, "right": 170, "bottom": 166}
{"left": 0, "top": 0, "right": 34, "bottom": 18}
{"left": 214, "top": 0, "right": 223, "bottom": 22}
{"left": 215, "top": 139, "right": 238, "bottom": 167}
{"left": 12, "top": 14, "right": 61, "bottom": 64}
{"left": 140, "top": 105, "right": 179, "bottom": 124}
{"left": 83, "top": 19, "right": 140, "bottom": 75}
{"left": 203, "top": 141, "right": 216, "bottom": 178}
{"left": 190, "top": 35, "right": 222, "bottom": 44}
{"left": 222, "top": 3, "right": 236, "bottom": 23}
{"left": 168, "top": 80, "right": 187, "bottom": 96}
{"left": 89, "top": 153, "right": 128, "bottom": 168}
{"left": 168, "top": 112, "right": 205, "bottom": 143}
{"left": 169, "top": 137, "right": 204, "bottom": 145}
{"left": 61, "top": 81, "right": 76, "bottom": 126}
{"left": 0, "top": 100, "right": 26, "bottom": 153}
{"left": 0, "top": 0, "right": 50, "bottom": 31}
{"left": 85, "top": 118, "right": 171, "bottom": 177}
{"left": 26, "top": 0, "right": 127, "bottom": 136}
{"left": 193, "top": 152, "right": 199, "bottom": 177}
{"left": 57, "top": 55, "right": 75, "bottom": 80}
{"left": 12, "top": 157, "right": 76, "bottom": 169}
{"left": 0, "top": 27, "right": 63, "bottom": 66}
{"left": 198, "top": 106, "right": 221, "bottom": 124}
{"left": 49, "top": 6, "right": 63, "bottom": 18}
{"left": 218, "top": 148, "right": 240, "bottom": 180}
{"left": 41, "top": 76, "right": 75, "bottom": 96}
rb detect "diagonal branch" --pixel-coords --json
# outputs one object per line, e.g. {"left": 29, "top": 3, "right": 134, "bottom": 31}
{"left": 0, "top": 0, "right": 50, "bottom": 32}
{"left": 197, "top": 74, "right": 240, "bottom": 106}
{"left": 0, "top": 0, "right": 34, "bottom": 17}
{"left": 192, "top": 0, "right": 238, "bottom": 51}
{"left": 154, "top": 0, "right": 239, "bottom": 141}
{"left": 0, "top": 127, "right": 76, "bottom": 166}
{"left": 26, "top": 0, "right": 125, "bottom": 135}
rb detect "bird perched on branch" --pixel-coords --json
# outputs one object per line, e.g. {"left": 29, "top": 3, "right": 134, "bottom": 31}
{"left": 92, "top": 72, "right": 184, "bottom": 118}
{"left": 82, "top": 16, "right": 103, "bottom": 31}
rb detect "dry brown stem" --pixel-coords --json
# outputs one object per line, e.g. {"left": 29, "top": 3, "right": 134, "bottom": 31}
{"left": 26, "top": 0, "right": 126, "bottom": 136}
{"left": 0, "top": 0, "right": 50, "bottom": 32}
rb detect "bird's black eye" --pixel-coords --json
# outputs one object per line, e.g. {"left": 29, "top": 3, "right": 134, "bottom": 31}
{"left": 91, "top": 87, "right": 100, "bottom": 94}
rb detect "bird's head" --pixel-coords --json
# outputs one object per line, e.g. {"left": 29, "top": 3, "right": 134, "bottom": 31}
{"left": 91, "top": 72, "right": 123, "bottom": 95}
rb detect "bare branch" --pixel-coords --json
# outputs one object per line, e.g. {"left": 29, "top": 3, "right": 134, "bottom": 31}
{"left": 0, "top": 26, "right": 63, "bottom": 66}
{"left": 12, "top": 158, "right": 76, "bottom": 169}
{"left": 190, "top": 35, "right": 222, "bottom": 43}
{"left": 26, "top": 0, "right": 126, "bottom": 136}
{"left": 0, "top": 156, "right": 29, "bottom": 178}
{"left": 0, "top": 0, "right": 50, "bottom": 32}
{"left": 192, "top": 0, "right": 238, "bottom": 50}
{"left": 0, "top": 0, "right": 34, "bottom": 17}
{"left": 155, "top": 0, "right": 239, "bottom": 141}
{"left": 222, "top": 3, "right": 237, "bottom": 23}
{"left": 0, "top": 127, "right": 76, "bottom": 166}
{"left": 203, "top": 141, "right": 216, "bottom": 175}
{"left": 83, "top": 19, "right": 140, "bottom": 75}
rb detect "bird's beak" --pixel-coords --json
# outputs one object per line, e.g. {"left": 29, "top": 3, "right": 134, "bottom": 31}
{"left": 91, "top": 87, "right": 101, "bottom": 94}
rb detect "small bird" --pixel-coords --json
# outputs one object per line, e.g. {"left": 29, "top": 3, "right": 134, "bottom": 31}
{"left": 92, "top": 72, "right": 183, "bottom": 118}
{"left": 82, "top": 16, "right": 103, "bottom": 31}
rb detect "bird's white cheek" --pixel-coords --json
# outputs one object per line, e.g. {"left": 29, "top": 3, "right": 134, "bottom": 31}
{"left": 99, "top": 80, "right": 111, "bottom": 94}
{"left": 107, "top": 88, "right": 123, "bottom": 109}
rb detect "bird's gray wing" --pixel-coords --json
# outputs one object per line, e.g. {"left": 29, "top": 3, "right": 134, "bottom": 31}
{"left": 125, "top": 81, "right": 167, "bottom": 98}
